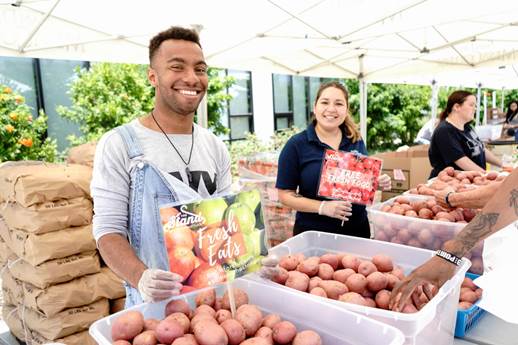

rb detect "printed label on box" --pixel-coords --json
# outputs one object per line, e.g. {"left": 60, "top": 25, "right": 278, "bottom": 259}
{"left": 317, "top": 150, "right": 382, "bottom": 205}
{"left": 160, "top": 190, "right": 267, "bottom": 292}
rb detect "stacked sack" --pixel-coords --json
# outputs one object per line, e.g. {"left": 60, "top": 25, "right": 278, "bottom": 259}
{"left": 0, "top": 161, "right": 125, "bottom": 345}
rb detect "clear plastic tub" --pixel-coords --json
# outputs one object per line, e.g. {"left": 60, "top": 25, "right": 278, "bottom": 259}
{"left": 249, "top": 231, "right": 470, "bottom": 345}
{"left": 89, "top": 278, "right": 405, "bottom": 345}
{"left": 367, "top": 194, "right": 483, "bottom": 274}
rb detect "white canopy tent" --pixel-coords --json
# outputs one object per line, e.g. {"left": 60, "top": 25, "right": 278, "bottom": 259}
{"left": 1, "top": 0, "right": 518, "bottom": 139}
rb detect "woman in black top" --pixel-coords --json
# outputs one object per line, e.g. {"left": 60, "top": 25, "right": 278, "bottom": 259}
{"left": 428, "top": 90, "right": 502, "bottom": 178}
{"left": 504, "top": 100, "right": 518, "bottom": 125}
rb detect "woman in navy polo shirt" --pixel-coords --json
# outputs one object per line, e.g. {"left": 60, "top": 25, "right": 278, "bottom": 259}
{"left": 428, "top": 90, "right": 502, "bottom": 178}
{"left": 276, "top": 81, "right": 391, "bottom": 238}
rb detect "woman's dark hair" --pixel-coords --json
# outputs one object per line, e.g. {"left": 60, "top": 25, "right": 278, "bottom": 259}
{"left": 311, "top": 81, "right": 361, "bottom": 142}
{"left": 505, "top": 100, "right": 518, "bottom": 123}
{"left": 439, "top": 90, "right": 474, "bottom": 121}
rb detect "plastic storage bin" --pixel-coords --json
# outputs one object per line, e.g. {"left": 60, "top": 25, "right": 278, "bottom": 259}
{"left": 454, "top": 273, "right": 486, "bottom": 338}
{"left": 249, "top": 231, "right": 470, "bottom": 345}
{"left": 89, "top": 278, "right": 405, "bottom": 345}
{"left": 367, "top": 194, "right": 483, "bottom": 274}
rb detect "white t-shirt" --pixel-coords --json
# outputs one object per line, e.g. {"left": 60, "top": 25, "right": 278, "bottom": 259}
{"left": 91, "top": 119, "right": 232, "bottom": 242}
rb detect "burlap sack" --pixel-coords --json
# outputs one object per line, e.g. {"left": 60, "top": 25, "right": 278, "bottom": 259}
{"left": 110, "top": 297, "right": 126, "bottom": 314}
{"left": 0, "top": 218, "right": 95, "bottom": 266}
{"left": 9, "top": 251, "right": 101, "bottom": 289}
{"left": 1, "top": 197, "right": 93, "bottom": 234}
{"left": 1, "top": 267, "right": 23, "bottom": 305}
{"left": 0, "top": 235, "right": 15, "bottom": 264}
{"left": 23, "top": 267, "right": 125, "bottom": 317}
{"left": 0, "top": 162, "right": 92, "bottom": 207}
{"left": 66, "top": 141, "right": 97, "bottom": 167}
{"left": 2, "top": 305, "right": 96, "bottom": 345}
{"left": 19, "top": 298, "right": 109, "bottom": 340}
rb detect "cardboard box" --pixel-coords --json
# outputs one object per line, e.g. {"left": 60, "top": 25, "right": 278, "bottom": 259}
{"left": 374, "top": 145, "right": 432, "bottom": 200}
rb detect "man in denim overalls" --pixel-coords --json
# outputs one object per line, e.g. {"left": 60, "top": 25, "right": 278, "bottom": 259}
{"left": 91, "top": 27, "right": 232, "bottom": 308}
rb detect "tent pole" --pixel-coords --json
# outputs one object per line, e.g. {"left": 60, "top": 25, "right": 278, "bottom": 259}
{"left": 18, "top": 0, "right": 61, "bottom": 52}
{"left": 359, "top": 79, "right": 367, "bottom": 144}
{"left": 192, "top": 24, "right": 208, "bottom": 128}
{"left": 483, "top": 92, "right": 488, "bottom": 125}
{"left": 476, "top": 84, "right": 482, "bottom": 126}
{"left": 430, "top": 80, "right": 439, "bottom": 120}
{"left": 501, "top": 87, "right": 505, "bottom": 112}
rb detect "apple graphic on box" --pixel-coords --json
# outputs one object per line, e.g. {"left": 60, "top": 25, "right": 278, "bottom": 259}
{"left": 224, "top": 202, "right": 256, "bottom": 235}
{"left": 193, "top": 197, "right": 228, "bottom": 226}
{"left": 243, "top": 231, "right": 261, "bottom": 257}
{"left": 235, "top": 189, "right": 261, "bottom": 213}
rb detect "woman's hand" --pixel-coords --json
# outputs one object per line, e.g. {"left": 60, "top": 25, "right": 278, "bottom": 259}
{"left": 319, "top": 200, "right": 352, "bottom": 221}
{"left": 378, "top": 174, "right": 392, "bottom": 191}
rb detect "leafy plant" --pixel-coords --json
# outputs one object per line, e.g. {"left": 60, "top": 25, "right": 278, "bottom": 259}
{"left": 0, "top": 85, "right": 57, "bottom": 162}
{"left": 57, "top": 63, "right": 235, "bottom": 145}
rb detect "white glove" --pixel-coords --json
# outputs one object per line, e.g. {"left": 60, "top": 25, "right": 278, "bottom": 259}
{"left": 137, "top": 268, "right": 183, "bottom": 303}
{"left": 259, "top": 255, "right": 282, "bottom": 280}
{"left": 378, "top": 174, "right": 392, "bottom": 191}
{"left": 318, "top": 200, "right": 352, "bottom": 221}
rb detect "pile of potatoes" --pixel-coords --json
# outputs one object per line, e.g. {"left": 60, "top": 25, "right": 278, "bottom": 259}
{"left": 458, "top": 276, "right": 483, "bottom": 310}
{"left": 372, "top": 196, "right": 483, "bottom": 274}
{"left": 110, "top": 288, "right": 322, "bottom": 345}
{"left": 272, "top": 252, "right": 426, "bottom": 313}
{"left": 407, "top": 167, "right": 505, "bottom": 196}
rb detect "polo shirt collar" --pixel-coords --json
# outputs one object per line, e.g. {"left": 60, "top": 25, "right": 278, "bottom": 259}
{"left": 306, "top": 123, "right": 352, "bottom": 149}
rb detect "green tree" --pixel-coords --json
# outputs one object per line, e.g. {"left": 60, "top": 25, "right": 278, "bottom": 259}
{"left": 58, "top": 63, "right": 235, "bottom": 145}
{"left": 347, "top": 83, "right": 431, "bottom": 152}
{"left": 0, "top": 85, "right": 57, "bottom": 162}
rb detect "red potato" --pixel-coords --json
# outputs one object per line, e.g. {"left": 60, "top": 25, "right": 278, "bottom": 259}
{"left": 190, "top": 314, "right": 218, "bottom": 332}
{"left": 396, "top": 228, "right": 412, "bottom": 243}
{"left": 172, "top": 334, "right": 198, "bottom": 345}
{"left": 165, "top": 300, "right": 192, "bottom": 318}
{"left": 111, "top": 310, "right": 145, "bottom": 341}
{"left": 317, "top": 280, "right": 347, "bottom": 299}
{"left": 272, "top": 267, "right": 289, "bottom": 285}
{"left": 296, "top": 257, "right": 320, "bottom": 277}
{"left": 385, "top": 273, "right": 400, "bottom": 290}
{"left": 458, "top": 301, "right": 473, "bottom": 310}
{"left": 144, "top": 319, "right": 160, "bottom": 331}
{"left": 194, "top": 305, "right": 216, "bottom": 317}
{"left": 404, "top": 210, "right": 418, "bottom": 217}
{"left": 375, "top": 230, "right": 389, "bottom": 242}
{"left": 364, "top": 297, "right": 377, "bottom": 308}
{"left": 133, "top": 330, "right": 158, "bottom": 345}
{"left": 460, "top": 290, "right": 478, "bottom": 303}
{"left": 285, "top": 271, "right": 310, "bottom": 292}
{"left": 435, "top": 212, "right": 455, "bottom": 222}
{"left": 279, "top": 255, "right": 299, "bottom": 271}
{"left": 214, "top": 298, "right": 223, "bottom": 311}
{"left": 341, "top": 255, "right": 361, "bottom": 271}
{"left": 236, "top": 304, "right": 263, "bottom": 337}
{"left": 308, "top": 276, "right": 322, "bottom": 291}
{"left": 375, "top": 289, "right": 391, "bottom": 309}
{"left": 319, "top": 253, "right": 339, "bottom": 270}
{"left": 272, "top": 321, "right": 297, "bottom": 344}
{"left": 155, "top": 318, "right": 184, "bottom": 344}
{"left": 418, "top": 208, "right": 434, "bottom": 219}
{"left": 345, "top": 273, "right": 368, "bottom": 293}
{"left": 391, "top": 267, "right": 405, "bottom": 280}
{"left": 395, "top": 196, "right": 410, "bottom": 204}
{"left": 221, "top": 319, "right": 246, "bottom": 345}
{"left": 222, "top": 288, "right": 249, "bottom": 310}
{"left": 475, "top": 288, "right": 483, "bottom": 299}
{"left": 195, "top": 288, "right": 216, "bottom": 307}
{"left": 166, "top": 313, "right": 190, "bottom": 333}
{"left": 381, "top": 204, "right": 392, "bottom": 212}
{"left": 332, "top": 268, "right": 356, "bottom": 283}
{"left": 240, "top": 337, "right": 271, "bottom": 345}
{"left": 357, "top": 261, "right": 377, "bottom": 276}
{"left": 400, "top": 204, "right": 414, "bottom": 212}
{"left": 310, "top": 287, "right": 327, "bottom": 298}
{"left": 417, "top": 229, "right": 434, "bottom": 246}
{"left": 215, "top": 309, "right": 232, "bottom": 324}
{"left": 371, "top": 254, "right": 394, "bottom": 272}
{"left": 292, "top": 330, "right": 322, "bottom": 345}
{"left": 338, "top": 292, "right": 366, "bottom": 306}
{"left": 193, "top": 320, "right": 228, "bottom": 345}
{"left": 255, "top": 326, "right": 274, "bottom": 344}
{"left": 262, "top": 314, "right": 281, "bottom": 328}
{"left": 407, "top": 238, "right": 423, "bottom": 248}
{"left": 317, "top": 263, "right": 334, "bottom": 280}
{"left": 366, "top": 271, "right": 388, "bottom": 292}
{"left": 461, "top": 277, "right": 477, "bottom": 290}
{"left": 390, "top": 205, "right": 405, "bottom": 215}
{"left": 401, "top": 303, "right": 418, "bottom": 313}
{"left": 113, "top": 341, "right": 132, "bottom": 345}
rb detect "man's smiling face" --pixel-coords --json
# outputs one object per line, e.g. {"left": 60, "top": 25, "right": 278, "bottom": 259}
{"left": 148, "top": 39, "right": 208, "bottom": 116}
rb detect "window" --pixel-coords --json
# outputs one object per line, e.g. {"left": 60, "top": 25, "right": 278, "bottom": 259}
{"left": 272, "top": 74, "right": 293, "bottom": 130}
{"left": 0, "top": 56, "right": 39, "bottom": 117}
{"left": 226, "top": 70, "right": 253, "bottom": 141}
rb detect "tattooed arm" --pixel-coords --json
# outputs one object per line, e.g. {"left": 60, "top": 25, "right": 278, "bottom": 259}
{"left": 390, "top": 168, "right": 518, "bottom": 311}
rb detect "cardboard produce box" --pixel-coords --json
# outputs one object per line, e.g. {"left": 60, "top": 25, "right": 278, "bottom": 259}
{"left": 374, "top": 145, "right": 432, "bottom": 201}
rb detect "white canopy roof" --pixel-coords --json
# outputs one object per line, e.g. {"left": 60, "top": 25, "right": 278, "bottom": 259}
{"left": 1, "top": 0, "right": 518, "bottom": 88}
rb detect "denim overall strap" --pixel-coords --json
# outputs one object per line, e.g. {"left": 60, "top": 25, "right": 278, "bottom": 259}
{"left": 115, "top": 123, "right": 179, "bottom": 308}
{"left": 116, "top": 124, "right": 144, "bottom": 159}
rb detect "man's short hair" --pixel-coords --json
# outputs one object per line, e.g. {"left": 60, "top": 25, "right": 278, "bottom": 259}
{"left": 149, "top": 26, "right": 201, "bottom": 64}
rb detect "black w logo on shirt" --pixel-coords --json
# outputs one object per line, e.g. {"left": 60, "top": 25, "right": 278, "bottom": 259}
{"left": 169, "top": 170, "right": 217, "bottom": 195}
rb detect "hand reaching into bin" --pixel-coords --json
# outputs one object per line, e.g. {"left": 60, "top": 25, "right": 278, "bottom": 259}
{"left": 137, "top": 268, "right": 184, "bottom": 303}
